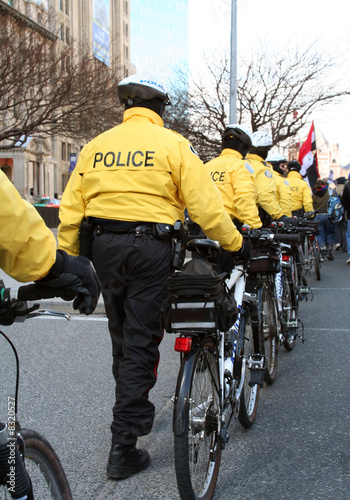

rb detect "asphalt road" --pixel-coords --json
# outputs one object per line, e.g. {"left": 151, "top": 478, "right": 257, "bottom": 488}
{"left": 0, "top": 250, "right": 349, "bottom": 499}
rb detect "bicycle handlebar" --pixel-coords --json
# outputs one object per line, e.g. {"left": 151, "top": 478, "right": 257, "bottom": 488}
{"left": 0, "top": 281, "right": 71, "bottom": 325}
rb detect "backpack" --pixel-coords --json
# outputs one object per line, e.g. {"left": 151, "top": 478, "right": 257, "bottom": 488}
{"left": 327, "top": 188, "right": 343, "bottom": 222}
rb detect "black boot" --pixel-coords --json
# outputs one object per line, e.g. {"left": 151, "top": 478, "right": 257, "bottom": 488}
{"left": 107, "top": 444, "right": 150, "bottom": 480}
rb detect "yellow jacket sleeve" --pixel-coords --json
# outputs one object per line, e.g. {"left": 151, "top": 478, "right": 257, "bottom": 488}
{"left": 275, "top": 174, "right": 292, "bottom": 217}
{"left": 254, "top": 167, "right": 284, "bottom": 220}
{"left": 302, "top": 183, "right": 314, "bottom": 213}
{"left": 57, "top": 156, "right": 85, "bottom": 256}
{"left": 228, "top": 163, "right": 262, "bottom": 228}
{"left": 178, "top": 141, "right": 243, "bottom": 251}
{"left": 0, "top": 171, "right": 56, "bottom": 282}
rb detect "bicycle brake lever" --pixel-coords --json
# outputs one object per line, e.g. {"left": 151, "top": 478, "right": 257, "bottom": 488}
{"left": 25, "top": 309, "right": 71, "bottom": 320}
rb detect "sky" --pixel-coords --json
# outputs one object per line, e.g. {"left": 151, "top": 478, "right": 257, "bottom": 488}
{"left": 189, "top": 0, "right": 350, "bottom": 165}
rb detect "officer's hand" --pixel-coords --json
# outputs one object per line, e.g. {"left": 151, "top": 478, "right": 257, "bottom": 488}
{"left": 35, "top": 250, "right": 101, "bottom": 315}
{"left": 278, "top": 215, "right": 298, "bottom": 227}
{"left": 304, "top": 211, "right": 315, "bottom": 219}
{"left": 232, "top": 239, "right": 251, "bottom": 265}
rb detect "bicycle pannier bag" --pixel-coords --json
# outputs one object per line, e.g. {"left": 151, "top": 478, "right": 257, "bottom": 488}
{"left": 160, "top": 258, "right": 238, "bottom": 333}
{"left": 247, "top": 246, "right": 280, "bottom": 274}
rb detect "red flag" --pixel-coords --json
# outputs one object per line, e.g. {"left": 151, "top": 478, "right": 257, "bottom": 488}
{"left": 298, "top": 122, "right": 317, "bottom": 177}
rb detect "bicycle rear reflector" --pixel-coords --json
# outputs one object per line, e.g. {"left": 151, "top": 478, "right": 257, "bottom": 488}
{"left": 174, "top": 337, "right": 192, "bottom": 353}
{"left": 282, "top": 255, "right": 290, "bottom": 262}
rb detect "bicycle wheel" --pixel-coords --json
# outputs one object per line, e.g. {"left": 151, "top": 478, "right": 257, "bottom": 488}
{"left": 20, "top": 428, "right": 72, "bottom": 500}
{"left": 238, "top": 308, "right": 260, "bottom": 428}
{"left": 281, "top": 273, "right": 296, "bottom": 352}
{"left": 312, "top": 239, "right": 321, "bottom": 281}
{"left": 174, "top": 337, "right": 221, "bottom": 500}
{"left": 259, "top": 283, "right": 278, "bottom": 384}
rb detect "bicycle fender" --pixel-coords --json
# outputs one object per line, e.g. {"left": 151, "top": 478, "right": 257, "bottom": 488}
{"left": 173, "top": 350, "right": 197, "bottom": 436}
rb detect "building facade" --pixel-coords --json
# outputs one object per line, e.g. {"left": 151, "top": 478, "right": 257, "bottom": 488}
{"left": 0, "top": 0, "right": 130, "bottom": 200}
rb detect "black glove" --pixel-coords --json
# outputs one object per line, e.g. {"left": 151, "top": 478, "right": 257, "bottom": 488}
{"left": 232, "top": 239, "right": 251, "bottom": 265}
{"left": 278, "top": 215, "right": 298, "bottom": 227}
{"left": 36, "top": 250, "right": 101, "bottom": 315}
{"left": 304, "top": 211, "right": 315, "bottom": 219}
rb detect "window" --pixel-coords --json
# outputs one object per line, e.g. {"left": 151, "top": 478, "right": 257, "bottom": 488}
{"left": 60, "top": 0, "right": 64, "bottom": 11}
{"left": 65, "top": 0, "right": 69, "bottom": 16}
{"left": 59, "top": 24, "right": 64, "bottom": 41}
{"left": 66, "top": 27, "right": 70, "bottom": 45}
{"left": 61, "top": 142, "right": 67, "bottom": 161}
{"left": 125, "top": 1, "right": 128, "bottom": 15}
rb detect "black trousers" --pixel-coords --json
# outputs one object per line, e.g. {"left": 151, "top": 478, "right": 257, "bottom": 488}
{"left": 91, "top": 231, "right": 172, "bottom": 446}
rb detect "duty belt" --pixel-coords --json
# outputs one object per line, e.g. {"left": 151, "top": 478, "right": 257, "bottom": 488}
{"left": 95, "top": 224, "right": 154, "bottom": 236}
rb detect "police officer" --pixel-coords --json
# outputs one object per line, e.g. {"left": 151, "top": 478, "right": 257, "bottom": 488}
{"left": 266, "top": 155, "right": 292, "bottom": 217}
{"left": 205, "top": 124, "right": 262, "bottom": 230}
{"left": 286, "top": 160, "right": 314, "bottom": 216}
{"left": 0, "top": 170, "right": 100, "bottom": 314}
{"left": 246, "top": 130, "right": 294, "bottom": 227}
{"left": 56, "top": 74, "right": 248, "bottom": 480}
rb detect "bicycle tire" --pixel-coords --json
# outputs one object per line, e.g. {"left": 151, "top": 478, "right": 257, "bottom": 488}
{"left": 238, "top": 308, "right": 260, "bottom": 428}
{"left": 174, "top": 337, "right": 221, "bottom": 500}
{"left": 259, "top": 283, "right": 278, "bottom": 384}
{"left": 20, "top": 428, "right": 72, "bottom": 500}
{"left": 281, "top": 273, "right": 296, "bottom": 352}
{"left": 312, "top": 239, "right": 321, "bottom": 281}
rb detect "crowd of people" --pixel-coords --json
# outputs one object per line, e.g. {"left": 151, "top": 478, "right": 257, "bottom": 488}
{"left": 1, "top": 73, "right": 349, "bottom": 488}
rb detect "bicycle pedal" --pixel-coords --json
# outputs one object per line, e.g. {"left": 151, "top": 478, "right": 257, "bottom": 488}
{"left": 299, "top": 286, "right": 312, "bottom": 301}
{"left": 286, "top": 319, "right": 299, "bottom": 329}
{"left": 247, "top": 355, "right": 265, "bottom": 387}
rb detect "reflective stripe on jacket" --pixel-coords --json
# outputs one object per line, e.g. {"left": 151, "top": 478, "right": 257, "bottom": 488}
{"left": 205, "top": 149, "right": 262, "bottom": 228}
{"left": 287, "top": 171, "right": 314, "bottom": 213}
{"left": 58, "top": 107, "right": 243, "bottom": 254}
{"left": 0, "top": 170, "right": 56, "bottom": 282}
{"left": 246, "top": 153, "right": 284, "bottom": 220}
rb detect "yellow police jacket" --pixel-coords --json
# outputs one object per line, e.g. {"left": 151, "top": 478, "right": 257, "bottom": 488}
{"left": 287, "top": 171, "right": 314, "bottom": 213}
{"left": 246, "top": 153, "right": 284, "bottom": 220}
{"left": 0, "top": 170, "right": 56, "bottom": 282}
{"left": 57, "top": 107, "right": 243, "bottom": 254}
{"left": 205, "top": 149, "right": 262, "bottom": 228}
{"left": 266, "top": 166, "right": 292, "bottom": 217}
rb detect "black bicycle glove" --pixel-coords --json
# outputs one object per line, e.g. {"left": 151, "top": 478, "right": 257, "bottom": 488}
{"left": 278, "top": 215, "right": 298, "bottom": 227}
{"left": 232, "top": 239, "right": 251, "bottom": 265}
{"left": 35, "top": 250, "right": 101, "bottom": 315}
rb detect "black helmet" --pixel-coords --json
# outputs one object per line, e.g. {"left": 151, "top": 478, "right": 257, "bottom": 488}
{"left": 287, "top": 160, "right": 301, "bottom": 172}
{"left": 223, "top": 124, "right": 253, "bottom": 147}
{"left": 118, "top": 74, "right": 172, "bottom": 106}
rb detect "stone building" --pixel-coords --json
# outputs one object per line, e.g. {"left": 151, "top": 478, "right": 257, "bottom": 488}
{"left": 0, "top": 0, "right": 130, "bottom": 200}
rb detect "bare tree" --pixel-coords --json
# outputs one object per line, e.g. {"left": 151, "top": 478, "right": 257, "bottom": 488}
{"left": 0, "top": 14, "right": 123, "bottom": 150}
{"left": 165, "top": 43, "right": 350, "bottom": 162}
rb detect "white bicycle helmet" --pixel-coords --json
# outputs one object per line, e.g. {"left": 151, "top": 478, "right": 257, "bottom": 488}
{"left": 118, "top": 74, "right": 172, "bottom": 105}
{"left": 222, "top": 124, "right": 253, "bottom": 147}
{"left": 266, "top": 154, "right": 287, "bottom": 164}
{"left": 252, "top": 130, "right": 273, "bottom": 148}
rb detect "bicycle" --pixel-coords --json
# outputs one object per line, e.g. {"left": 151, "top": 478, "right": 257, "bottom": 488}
{"left": 298, "top": 218, "right": 321, "bottom": 281}
{"left": 162, "top": 232, "right": 266, "bottom": 500}
{"left": 0, "top": 280, "right": 73, "bottom": 500}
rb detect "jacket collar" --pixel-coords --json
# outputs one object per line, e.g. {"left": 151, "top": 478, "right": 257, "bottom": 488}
{"left": 123, "top": 107, "right": 164, "bottom": 127}
{"left": 220, "top": 148, "right": 243, "bottom": 159}
{"left": 288, "top": 171, "right": 302, "bottom": 180}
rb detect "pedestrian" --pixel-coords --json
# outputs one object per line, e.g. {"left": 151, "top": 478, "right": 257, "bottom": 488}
{"left": 286, "top": 160, "right": 314, "bottom": 217}
{"left": 341, "top": 175, "right": 350, "bottom": 264}
{"left": 56, "top": 74, "right": 248, "bottom": 480}
{"left": 334, "top": 176, "right": 347, "bottom": 252}
{"left": 246, "top": 131, "right": 295, "bottom": 227}
{"left": 0, "top": 170, "right": 100, "bottom": 313}
{"left": 312, "top": 178, "right": 335, "bottom": 261}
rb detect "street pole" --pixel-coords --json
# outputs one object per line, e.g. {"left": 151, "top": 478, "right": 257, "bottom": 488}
{"left": 229, "top": 0, "right": 237, "bottom": 124}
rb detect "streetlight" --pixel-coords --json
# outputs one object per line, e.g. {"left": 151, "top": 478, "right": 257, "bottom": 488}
{"left": 229, "top": 0, "right": 237, "bottom": 124}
